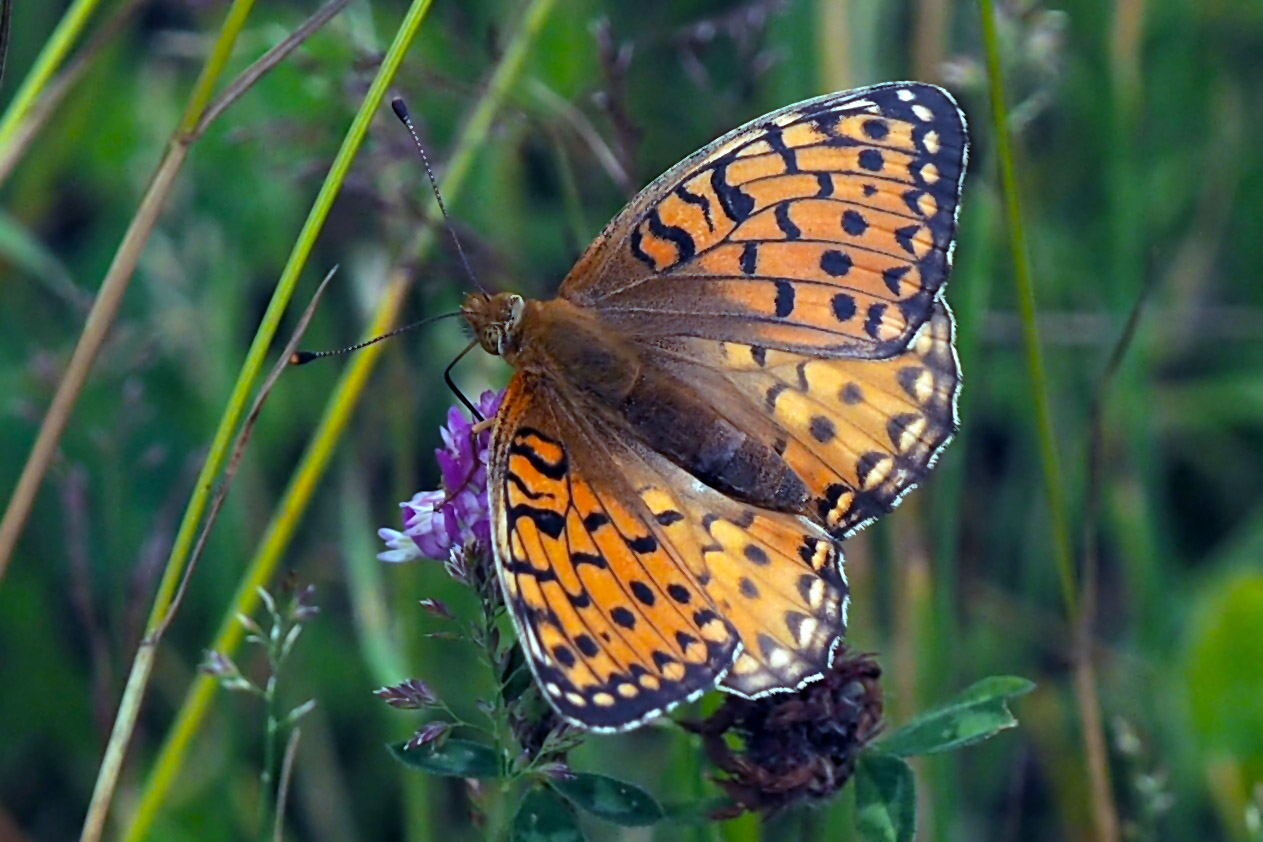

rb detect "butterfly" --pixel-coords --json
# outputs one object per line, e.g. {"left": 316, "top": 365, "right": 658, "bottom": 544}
{"left": 461, "top": 82, "right": 967, "bottom": 731}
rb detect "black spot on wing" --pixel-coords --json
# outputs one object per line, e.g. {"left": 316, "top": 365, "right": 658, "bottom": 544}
{"left": 864, "top": 304, "right": 887, "bottom": 339}
{"left": 611, "top": 607, "right": 636, "bottom": 629}
{"left": 882, "top": 265, "right": 911, "bottom": 295}
{"left": 831, "top": 293, "right": 856, "bottom": 322}
{"left": 841, "top": 209, "right": 868, "bottom": 236}
{"left": 894, "top": 225, "right": 920, "bottom": 256}
{"left": 509, "top": 504, "right": 565, "bottom": 539}
{"left": 630, "top": 580, "right": 656, "bottom": 606}
{"left": 863, "top": 119, "right": 889, "bottom": 140}
{"left": 765, "top": 382, "right": 787, "bottom": 410}
{"left": 576, "top": 634, "right": 600, "bottom": 657}
{"left": 743, "top": 545, "right": 769, "bottom": 566}
{"left": 858, "top": 149, "right": 883, "bottom": 171}
{"left": 628, "top": 534, "right": 658, "bottom": 553}
{"left": 774, "top": 281, "right": 795, "bottom": 318}
{"left": 815, "top": 173, "right": 833, "bottom": 198}
{"left": 820, "top": 249, "right": 852, "bottom": 277}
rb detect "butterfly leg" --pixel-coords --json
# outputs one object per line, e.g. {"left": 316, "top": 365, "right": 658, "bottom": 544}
{"left": 442, "top": 418, "right": 496, "bottom": 504}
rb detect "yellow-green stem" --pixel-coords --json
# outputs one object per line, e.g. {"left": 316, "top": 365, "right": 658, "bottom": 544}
{"left": 124, "top": 0, "right": 556, "bottom": 835}
{"left": 0, "top": 0, "right": 102, "bottom": 149}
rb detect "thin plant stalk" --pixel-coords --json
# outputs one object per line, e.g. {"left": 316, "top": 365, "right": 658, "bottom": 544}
{"left": 0, "top": 0, "right": 12, "bottom": 89}
{"left": 0, "top": 0, "right": 103, "bottom": 150}
{"left": 976, "top": 2, "right": 1118, "bottom": 841}
{"left": 273, "top": 728, "right": 302, "bottom": 842}
{"left": 123, "top": 0, "right": 557, "bottom": 836}
{"left": 975, "top": 0, "right": 1076, "bottom": 616}
{"left": 1074, "top": 284, "right": 1152, "bottom": 842}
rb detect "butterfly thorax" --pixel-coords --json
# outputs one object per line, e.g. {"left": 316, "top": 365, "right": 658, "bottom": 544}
{"left": 465, "top": 292, "right": 643, "bottom": 395}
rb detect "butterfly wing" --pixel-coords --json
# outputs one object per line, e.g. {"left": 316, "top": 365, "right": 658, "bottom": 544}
{"left": 559, "top": 82, "right": 967, "bottom": 360}
{"left": 653, "top": 298, "right": 960, "bottom": 538}
{"left": 488, "top": 373, "right": 849, "bottom": 729}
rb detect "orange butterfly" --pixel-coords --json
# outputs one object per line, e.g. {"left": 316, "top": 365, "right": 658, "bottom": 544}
{"left": 462, "top": 82, "right": 966, "bottom": 730}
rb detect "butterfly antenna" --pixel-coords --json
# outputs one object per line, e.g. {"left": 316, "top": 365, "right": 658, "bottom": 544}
{"left": 391, "top": 97, "right": 487, "bottom": 294}
{"left": 289, "top": 310, "right": 464, "bottom": 365}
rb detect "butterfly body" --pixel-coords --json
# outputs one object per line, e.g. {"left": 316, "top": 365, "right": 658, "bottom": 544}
{"left": 461, "top": 82, "right": 968, "bottom": 730}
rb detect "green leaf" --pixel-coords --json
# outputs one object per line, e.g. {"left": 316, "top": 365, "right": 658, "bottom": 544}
{"left": 513, "top": 787, "right": 586, "bottom": 841}
{"left": 387, "top": 737, "right": 501, "bottom": 777}
{"left": 854, "top": 752, "right": 916, "bottom": 842}
{"left": 1185, "top": 572, "right": 1263, "bottom": 765}
{"left": 879, "top": 675, "right": 1034, "bottom": 757}
{"left": 551, "top": 772, "right": 664, "bottom": 826}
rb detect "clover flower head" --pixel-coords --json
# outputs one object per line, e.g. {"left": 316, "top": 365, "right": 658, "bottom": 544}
{"left": 684, "top": 649, "right": 883, "bottom": 817}
{"left": 377, "top": 389, "right": 504, "bottom": 566}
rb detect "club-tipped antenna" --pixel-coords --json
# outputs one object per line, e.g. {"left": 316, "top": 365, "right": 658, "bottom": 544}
{"left": 289, "top": 310, "right": 464, "bottom": 365}
{"left": 392, "top": 97, "right": 487, "bottom": 294}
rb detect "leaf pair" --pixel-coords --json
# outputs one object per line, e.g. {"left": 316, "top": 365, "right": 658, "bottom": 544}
{"left": 390, "top": 738, "right": 663, "bottom": 839}
{"left": 512, "top": 775, "right": 663, "bottom": 841}
{"left": 855, "top": 676, "right": 1034, "bottom": 842}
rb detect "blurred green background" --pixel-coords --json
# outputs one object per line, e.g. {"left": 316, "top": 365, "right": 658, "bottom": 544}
{"left": 2, "top": 0, "right": 1262, "bottom": 839}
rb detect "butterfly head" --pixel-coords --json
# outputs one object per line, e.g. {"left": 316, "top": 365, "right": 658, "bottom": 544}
{"left": 462, "top": 292, "right": 525, "bottom": 357}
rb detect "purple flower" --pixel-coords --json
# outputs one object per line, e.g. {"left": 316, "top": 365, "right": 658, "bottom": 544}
{"left": 378, "top": 389, "right": 504, "bottom": 564}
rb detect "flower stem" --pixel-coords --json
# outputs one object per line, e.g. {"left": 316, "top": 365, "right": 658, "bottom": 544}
{"left": 260, "top": 675, "right": 280, "bottom": 840}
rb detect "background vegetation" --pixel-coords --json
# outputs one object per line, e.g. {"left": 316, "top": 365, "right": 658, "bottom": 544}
{"left": 1, "top": 0, "right": 1261, "bottom": 839}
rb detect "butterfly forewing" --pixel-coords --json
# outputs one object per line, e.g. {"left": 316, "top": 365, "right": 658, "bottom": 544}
{"left": 559, "top": 83, "right": 966, "bottom": 360}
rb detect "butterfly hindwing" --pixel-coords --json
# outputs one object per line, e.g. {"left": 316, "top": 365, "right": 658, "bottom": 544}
{"left": 559, "top": 83, "right": 967, "bottom": 360}
{"left": 489, "top": 374, "right": 849, "bottom": 728}
{"left": 664, "top": 298, "right": 960, "bottom": 537}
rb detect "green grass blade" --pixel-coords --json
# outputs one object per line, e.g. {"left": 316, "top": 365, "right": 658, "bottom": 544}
{"left": 0, "top": 0, "right": 102, "bottom": 150}
{"left": 976, "top": 0, "right": 1076, "bottom": 615}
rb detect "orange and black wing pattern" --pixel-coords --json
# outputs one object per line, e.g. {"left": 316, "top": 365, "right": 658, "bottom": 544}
{"left": 659, "top": 298, "right": 960, "bottom": 538}
{"left": 488, "top": 375, "right": 848, "bottom": 729}
{"left": 558, "top": 83, "right": 967, "bottom": 360}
